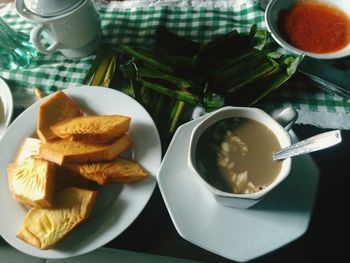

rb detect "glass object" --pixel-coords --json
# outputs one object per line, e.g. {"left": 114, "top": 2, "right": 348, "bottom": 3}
{"left": 0, "top": 17, "right": 38, "bottom": 70}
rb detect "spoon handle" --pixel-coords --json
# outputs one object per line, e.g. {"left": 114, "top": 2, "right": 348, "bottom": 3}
{"left": 273, "top": 130, "right": 342, "bottom": 161}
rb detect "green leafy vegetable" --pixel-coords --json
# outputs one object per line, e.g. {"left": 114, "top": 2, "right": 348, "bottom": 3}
{"left": 83, "top": 27, "right": 300, "bottom": 146}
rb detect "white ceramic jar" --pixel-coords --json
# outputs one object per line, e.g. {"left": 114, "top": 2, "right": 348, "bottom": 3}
{"left": 16, "top": 0, "right": 102, "bottom": 59}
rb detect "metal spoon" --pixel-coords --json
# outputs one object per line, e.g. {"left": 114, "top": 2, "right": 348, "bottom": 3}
{"left": 273, "top": 130, "right": 342, "bottom": 161}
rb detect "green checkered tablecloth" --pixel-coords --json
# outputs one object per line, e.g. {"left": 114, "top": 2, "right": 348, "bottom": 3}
{"left": 1, "top": 0, "right": 350, "bottom": 129}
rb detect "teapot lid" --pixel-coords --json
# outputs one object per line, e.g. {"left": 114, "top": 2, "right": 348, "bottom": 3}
{"left": 22, "top": 0, "right": 85, "bottom": 17}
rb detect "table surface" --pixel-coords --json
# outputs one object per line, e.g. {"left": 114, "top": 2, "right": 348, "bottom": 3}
{"left": 104, "top": 124, "right": 350, "bottom": 263}
{"left": 2, "top": 0, "right": 350, "bottom": 130}
{"left": 1, "top": 0, "right": 350, "bottom": 262}
{"left": 0, "top": 123, "right": 349, "bottom": 262}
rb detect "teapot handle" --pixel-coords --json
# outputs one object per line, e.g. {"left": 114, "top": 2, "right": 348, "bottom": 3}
{"left": 30, "top": 25, "right": 60, "bottom": 55}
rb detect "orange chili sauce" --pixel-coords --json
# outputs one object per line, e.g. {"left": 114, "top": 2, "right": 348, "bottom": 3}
{"left": 279, "top": 1, "right": 350, "bottom": 54}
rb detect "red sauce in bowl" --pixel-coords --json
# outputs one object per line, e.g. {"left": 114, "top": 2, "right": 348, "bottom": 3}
{"left": 279, "top": 1, "right": 350, "bottom": 54}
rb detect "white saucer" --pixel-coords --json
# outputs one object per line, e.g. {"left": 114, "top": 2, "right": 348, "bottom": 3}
{"left": 0, "top": 77, "right": 13, "bottom": 139}
{"left": 157, "top": 117, "right": 320, "bottom": 262}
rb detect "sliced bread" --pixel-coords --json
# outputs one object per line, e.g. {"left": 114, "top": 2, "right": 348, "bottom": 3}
{"left": 16, "top": 187, "right": 97, "bottom": 250}
{"left": 14, "top": 137, "right": 42, "bottom": 164}
{"left": 63, "top": 157, "right": 149, "bottom": 185}
{"left": 37, "top": 91, "right": 83, "bottom": 142}
{"left": 39, "top": 134, "right": 132, "bottom": 165}
{"left": 50, "top": 115, "right": 131, "bottom": 143}
{"left": 7, "top": 157, "right": 55, "bottom": 208}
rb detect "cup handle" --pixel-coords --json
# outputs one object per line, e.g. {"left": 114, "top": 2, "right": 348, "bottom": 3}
{"left": 272, "top": 107, "right": 298, "bottom": 131}
{"left": 30, "top": 25, "right": 60, "bottom": 55}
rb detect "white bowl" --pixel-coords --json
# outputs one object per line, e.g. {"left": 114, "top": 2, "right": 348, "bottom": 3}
{"left": 265, "top": 0, "right": 350, "bottom": 59}
{"left": 0, "top": 77, "right": 13, "bottom": 139}
{"left": 188, "top": 106, "right": 292, "bottom": 209}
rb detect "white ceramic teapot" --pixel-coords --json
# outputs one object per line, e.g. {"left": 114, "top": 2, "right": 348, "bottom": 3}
{"left": 15, "top": 0, "right": 102, "bottom": 58}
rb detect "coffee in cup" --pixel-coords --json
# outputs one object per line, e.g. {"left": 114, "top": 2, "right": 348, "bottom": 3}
{"left": 188, "top": 106, "right": 297, "bottom": 208}
{"left": 194, "top": 116, "right": 283, "bottom": 195}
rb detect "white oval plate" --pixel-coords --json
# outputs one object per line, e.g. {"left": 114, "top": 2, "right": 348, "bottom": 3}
{"left": 0, "top": 77, "right": 14, "bottom": 139}
{"left": 0, "top": 86, "right": 162, "bottom": 259}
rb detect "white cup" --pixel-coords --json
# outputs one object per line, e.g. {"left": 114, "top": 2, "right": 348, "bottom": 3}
{"left": 29, "top": 0, "right": 101, "bottom": 59}
{"left": 188, "top": 106, "right": 297, "bottom": 209}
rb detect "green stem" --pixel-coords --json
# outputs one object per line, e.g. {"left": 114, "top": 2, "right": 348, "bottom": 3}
{"left": 138, "top": 66, "right": 191, "bottom": 89}
{"left": 224, "top": 61, "right": 278, "bottom": 93}
{"left": 118, "top": 44, "right": 174, "bottom": 74}
{"left": 139, "top": 79, "right": 199, "bottom": 105}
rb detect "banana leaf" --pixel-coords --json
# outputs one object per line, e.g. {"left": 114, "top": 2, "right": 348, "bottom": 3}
{"left": 82, "top": 28, "right": 300, "bottom": 149}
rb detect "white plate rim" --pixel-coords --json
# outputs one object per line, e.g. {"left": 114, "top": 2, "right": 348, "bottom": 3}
{"left": 0, "top": 77, "right": 14, "bottom": 137}
{"left": 0, "top": 86, "right": 162, "bottom": 259}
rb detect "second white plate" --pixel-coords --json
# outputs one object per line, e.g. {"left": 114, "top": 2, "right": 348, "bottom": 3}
{"left": 157, "top": 116, "right": 320, "bottom": 262}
